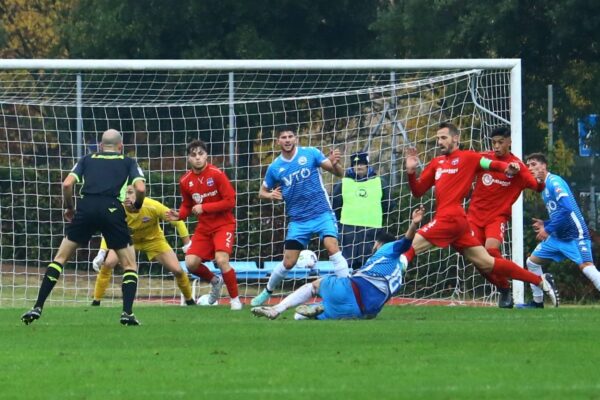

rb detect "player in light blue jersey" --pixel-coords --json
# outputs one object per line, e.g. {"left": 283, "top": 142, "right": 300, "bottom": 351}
{"left": 518, "top": 153, "right": 599, "bottom": 308}
{"left": 251, "top": 206, "right": 425, "bottom": 320}
{"left": 251, "top": 126, "right": 349, "bottom": 306}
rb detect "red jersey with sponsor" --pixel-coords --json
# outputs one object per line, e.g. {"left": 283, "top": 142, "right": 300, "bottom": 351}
{"left": 408, "top": 149, "right": 509, "bottom": 217}
{"left": 178, "top": 163, "right": 236, "bottom": 232}
{"left": 468, "top": 151, "right": 543, "bottom": 226}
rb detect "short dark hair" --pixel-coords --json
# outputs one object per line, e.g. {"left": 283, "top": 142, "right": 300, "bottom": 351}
{"left": 187, "top": 139, "right": 208, "bottom": 155}
{"left": 277, "top": 125, "right": 297, "bottom": 136}
{"left": 439, "top": 122, "right": 460, "bottom": 136}
{"left": 375, "top": 231, "right": 397, "bottom": 245}
{"left": 490, "top": 126, "right": 511, "bottom": 138}
{"left": 525, "top": 152, "right": 547, "bottom": 165}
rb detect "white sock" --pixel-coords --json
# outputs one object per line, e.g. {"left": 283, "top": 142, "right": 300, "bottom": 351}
{"left": 273, "top": 283, "right": 315, "bottom": 313}
{"left": 582, "top": 265, "right": 600, "bottom": 291}
{"left": 330, "top": 251, "right": 350, "bottom": 277}
{"left": 526, "top": 258, "right": 544, "bottom": 303}
{"left": 266, "top": 262, "right": 289, "bottom": 292}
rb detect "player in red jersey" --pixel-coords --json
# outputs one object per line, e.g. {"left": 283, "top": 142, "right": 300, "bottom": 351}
{"left": 467, "top": 126, "right": 544, "bottom": 308}
{"left": 166, "top": 139, "right": 242, "bottom": 310}
{"left": 403, "top": 122, "right": 559, "bottom": 306}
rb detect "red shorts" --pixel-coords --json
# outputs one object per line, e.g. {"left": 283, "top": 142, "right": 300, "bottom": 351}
{"left": 467, "top": 215, "right": 508, "bottom": 244}
{"left": 188, "top": 223, "right": 236, "bottom": 261}
{"left": 418, "top": 213, "right": 481, "bottom": 253}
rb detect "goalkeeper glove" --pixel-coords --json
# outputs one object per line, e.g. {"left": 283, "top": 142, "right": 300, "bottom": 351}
{"left": 92, "top": 249, "right": 107, "bottom": 272}
{"left": 182, "top": 241, "right": 192, "bottom": 254}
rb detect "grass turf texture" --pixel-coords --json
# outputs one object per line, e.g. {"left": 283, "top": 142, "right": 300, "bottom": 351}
{"left": 1, "top": 305, "right": 599, "bottom": 400}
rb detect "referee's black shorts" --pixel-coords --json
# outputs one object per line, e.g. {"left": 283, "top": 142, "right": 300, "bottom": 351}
{"left": 66, "top": 196, "right": 132, "bottom": 250}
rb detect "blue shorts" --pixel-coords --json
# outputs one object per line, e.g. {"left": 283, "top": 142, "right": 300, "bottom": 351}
{"left": 532, "top": 236, "right": 594, "bottom": 265}
{"left": 287, "top": 212, "right": 338, "bottom": 247}
{"left": 316, "top": 275, "right": 362, "bottom": 320}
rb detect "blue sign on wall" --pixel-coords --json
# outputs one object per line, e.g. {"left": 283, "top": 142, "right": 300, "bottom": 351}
{"left": 578, "top": 114, "right": 599, "bottom": 157}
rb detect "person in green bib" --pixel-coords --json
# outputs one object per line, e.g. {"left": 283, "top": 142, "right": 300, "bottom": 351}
{"left": 332, "top": 152, "right": 392, "bottom": 270}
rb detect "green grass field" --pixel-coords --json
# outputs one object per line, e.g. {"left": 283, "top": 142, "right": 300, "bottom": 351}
{"left": 1, "top": 305, "right": 599, "bottom": 400}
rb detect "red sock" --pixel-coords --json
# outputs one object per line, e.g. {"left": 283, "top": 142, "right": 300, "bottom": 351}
{"left": 492, "top": 257, "right": 542, "bottom": 285}
{"left": 481, "top": 271, "right": 510, "bottom": 289}
{"left": 222, "top": 268, "right": 239, "bottom": 299}
{"left": 189, "top": 263, "right": 215, "bottom": 282}
{"left": 486, "top": 247, "right": 502, "bottom": 259}
{"left": 404, "top": 247, "right": 416, "bottom": 263}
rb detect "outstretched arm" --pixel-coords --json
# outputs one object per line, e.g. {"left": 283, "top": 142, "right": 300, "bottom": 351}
{"left": 405, "top": 148, "right": 433, "bottom": 197}
{"left": 392, "top": 205, "right": 426, "bottom": 255}
{"left": 405, "top": 205, "right": 425, "bottom": 240}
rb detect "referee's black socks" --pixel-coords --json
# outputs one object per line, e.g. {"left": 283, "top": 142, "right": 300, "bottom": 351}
{"left": 121, "top": 270, "right": 138, "bottom": 314}
{"left": 34, "top": 262, "right": 63, "bottom": 308}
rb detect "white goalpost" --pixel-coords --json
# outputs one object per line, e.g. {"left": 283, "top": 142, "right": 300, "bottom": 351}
{"left": 0, "top": 59, "right": 524, "bottom": 307}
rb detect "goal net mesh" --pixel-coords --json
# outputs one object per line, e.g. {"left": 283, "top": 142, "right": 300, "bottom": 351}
{"left": 0, "top": 66, "right": 513, "bottom": 307}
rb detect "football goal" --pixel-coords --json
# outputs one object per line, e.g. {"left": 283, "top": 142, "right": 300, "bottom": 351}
{"left": 0, "top": 59, "right": 524, "bottom": 307}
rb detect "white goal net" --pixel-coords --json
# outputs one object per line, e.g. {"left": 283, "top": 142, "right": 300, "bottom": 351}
{"left": 0, "top": 59, "right": 523, "bottom": 307}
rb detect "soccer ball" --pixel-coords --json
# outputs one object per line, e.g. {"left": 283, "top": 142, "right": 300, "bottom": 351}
{"left": 297, "top": 249, "right": 318, "bottom": 269}
{"left": 196, "top": 294, "right": 218, "bottom": 306}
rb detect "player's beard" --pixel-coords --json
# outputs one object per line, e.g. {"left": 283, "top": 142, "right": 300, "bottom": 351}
{"left": 282, "top": 142, "right": 296, "bottom": 154}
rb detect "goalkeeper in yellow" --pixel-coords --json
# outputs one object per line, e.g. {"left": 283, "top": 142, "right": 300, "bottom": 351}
{"left": 91, "top": 185, "right": 195, "bottom": 305}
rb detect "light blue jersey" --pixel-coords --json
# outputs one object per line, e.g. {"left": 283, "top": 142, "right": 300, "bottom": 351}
{"left": 350, "top": 238, "right": 412, "bottom": 316}
{"left": 542, "top": 173, "right": 590, "bottom": 240}
{"left": 264, "top": 147, "right": 332, "bottom": 222}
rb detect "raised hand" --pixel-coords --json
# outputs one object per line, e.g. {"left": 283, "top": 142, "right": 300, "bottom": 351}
{"left": 328, "top": 148, "right": 341, "bottom": 165}
{"left": 404, "top": 147, "right": 420, "bottom": 173}
{"left": 412, "top": 205, "right": 426, "bottom": 225}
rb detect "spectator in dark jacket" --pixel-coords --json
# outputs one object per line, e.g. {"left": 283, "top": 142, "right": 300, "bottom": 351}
{"left": 332, "top": 152, "right": 392, "bottom": 270}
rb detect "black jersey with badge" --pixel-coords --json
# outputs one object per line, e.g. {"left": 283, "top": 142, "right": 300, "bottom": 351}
{"left": 69, "top": 152, "right": 145, "bottom": 200}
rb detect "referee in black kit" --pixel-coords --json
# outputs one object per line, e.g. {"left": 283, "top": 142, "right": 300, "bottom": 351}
{"left": 21, "top": 129, "right": 146, "bottom": 326}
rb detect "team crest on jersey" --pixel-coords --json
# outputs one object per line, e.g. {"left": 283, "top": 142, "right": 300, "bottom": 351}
{"left": 451, "top": 158, "right": 459, "bottom": 165}
{"left": 192, "top": 193, "right": 202, "bottom": 203}
{"left": 482, "top": 173, "right": 493, "bottom": 186}
{"left": 207, "top": 177, "right": 214, "bottom": 187}
{"left": 298, "top": 156, "right": 308, "bottom": 166}
{"left": 142, "top": 217, "right": 151, "bottom": 223}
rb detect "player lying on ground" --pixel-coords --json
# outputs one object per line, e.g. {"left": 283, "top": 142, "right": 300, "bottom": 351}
{"left": 518, "top": 153, "right": 599, "bottom": 308}
{"left": 467, "top": 126, "right": 545, "bottom": 308}
{"left": 402, "top": 122, "right": 559, "bottom": 307}
{"left": 251, "top": 126, "right": 350, "bottom": 307}
{"left": 251, "top": 206, "right": 425, "bottom": 320}
{"left": 21, "top": 129, "right": 145, "bottom": 326}
{"left": 91, "top": 185, "right": 195, "bottom": 306}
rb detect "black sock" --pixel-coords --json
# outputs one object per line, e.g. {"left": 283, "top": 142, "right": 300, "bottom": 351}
{"left": 34, "top": 262, "right": 63, "bottom": 309}
{"left": 121, "top": 270, "right": 138, "bottom": 314}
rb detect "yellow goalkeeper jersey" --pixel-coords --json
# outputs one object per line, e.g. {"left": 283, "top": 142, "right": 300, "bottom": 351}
{"left": 100, "top": 197, "right": 189, "bottom": 248}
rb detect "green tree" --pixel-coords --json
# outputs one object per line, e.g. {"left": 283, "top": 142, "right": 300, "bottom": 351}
{"left": 62, "top": 0, "right": 379, "bottom": 59}
{"left": 372, "top": 0, "right": 600, "bottom": 156}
